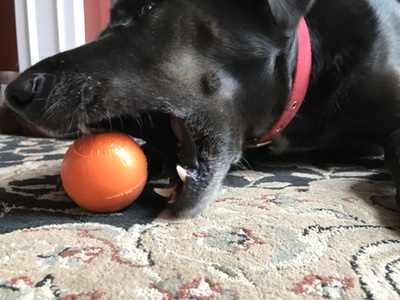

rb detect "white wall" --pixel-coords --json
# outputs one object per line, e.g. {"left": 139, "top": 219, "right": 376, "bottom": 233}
{"left": 14, "top": 0, "right": 86, "bottom": 71}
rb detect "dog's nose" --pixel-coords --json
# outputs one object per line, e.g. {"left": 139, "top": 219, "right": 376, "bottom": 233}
{"left": 5, "top": 74, "right": 45, "bottom": 108}
{"left": 4, "top": 73, "right": 49, "bottom": 122}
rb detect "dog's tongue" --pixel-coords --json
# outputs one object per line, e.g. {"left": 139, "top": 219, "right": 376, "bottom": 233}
{"left": 170, "top": 116, "right": 199, "bottom": 170}
{"left": 170, "top": 116, "right": 183, "bottom": 143}
{"left": 154, "top": 116, "right": 192, "bottom": 203}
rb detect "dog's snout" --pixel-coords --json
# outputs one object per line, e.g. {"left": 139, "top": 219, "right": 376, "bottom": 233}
{"left": 4, "top": 73, "right": 52, "bottom": 124}
{"left": 5, "top": 74, "right": 46, "bottom": 108}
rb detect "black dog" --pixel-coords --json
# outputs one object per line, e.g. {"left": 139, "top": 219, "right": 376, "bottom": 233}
{"left": 5, "top": 0, "right": 400, "bottom": 217}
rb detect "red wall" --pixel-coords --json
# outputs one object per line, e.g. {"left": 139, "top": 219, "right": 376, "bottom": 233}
{"left": 0, "top": 0, "right": 18, "bottom": 71}
{"left": 84, "top": 0, "right": 111, "bottom": 43}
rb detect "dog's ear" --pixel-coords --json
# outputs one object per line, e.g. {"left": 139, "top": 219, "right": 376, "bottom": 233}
{"left": 265, "top": 0, "right": 315, "bottom": 29}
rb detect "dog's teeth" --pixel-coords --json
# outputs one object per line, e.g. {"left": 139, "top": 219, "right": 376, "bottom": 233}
{"left": 78, "top": 123, "right": 91, "bottom": 135}
{"left": 154, "top": 187, "right": 176, "bottom": 198}
{"left": 176, "top": 165, "right": 187, "bottom": 182}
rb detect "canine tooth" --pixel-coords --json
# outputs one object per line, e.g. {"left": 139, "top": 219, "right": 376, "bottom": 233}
{"left": 78, "top": 123, "right": 91, "bottom": 135}
{"left": 176, "top": 165, "right": 187, "bottom": 182}
{"left": 154, "top": 187, "right": 175, "bottom": 198}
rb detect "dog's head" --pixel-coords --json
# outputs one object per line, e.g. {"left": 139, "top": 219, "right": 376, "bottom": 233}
{"left": 5, "top": 0, "right": 314, "bottom": 217}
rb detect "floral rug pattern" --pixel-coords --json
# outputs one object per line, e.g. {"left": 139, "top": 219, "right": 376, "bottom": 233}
{"left": 0, "top": 135, "right": 399, "bottom": 299}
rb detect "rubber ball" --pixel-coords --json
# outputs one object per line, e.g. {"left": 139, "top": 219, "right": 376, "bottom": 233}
{"left": 61, "top": 132, "right": 148, "bottom": 213}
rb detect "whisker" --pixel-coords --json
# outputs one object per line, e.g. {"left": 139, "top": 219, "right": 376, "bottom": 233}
{"left": 146, "top": 112, "right": 154, "bottom": 128}
{"left": 135, "top": 116, "right": 143, "bottom": 133}
{"left": 84, "top": 110, "right": 90, "bottom": 129}
{"left": 66, "top": 117, "right": 74, "bottom": 133}
{"left": 118, "top": 115, "right": 125, "bottom": 130}
{"left": 236, "top": 157, "right": 252, "bottom": 171}
{"left": 107, "top": 110, "right": 113, "bottom": 131}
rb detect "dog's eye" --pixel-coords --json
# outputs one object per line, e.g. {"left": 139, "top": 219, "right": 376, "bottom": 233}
{"left": 137, "top": 2, "right": 155, "bottom": 18}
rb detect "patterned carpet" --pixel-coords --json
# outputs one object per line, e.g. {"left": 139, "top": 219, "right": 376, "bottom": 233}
{"left": 0, "top": 134, "right": 399, "bottom": 299}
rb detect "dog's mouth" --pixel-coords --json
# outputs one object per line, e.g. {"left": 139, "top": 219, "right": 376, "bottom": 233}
{"left": 78, "top": 112, "right": 205, "bottom": 205}
{"left": 153, "top": 115, "right": 199, "bottom": 203}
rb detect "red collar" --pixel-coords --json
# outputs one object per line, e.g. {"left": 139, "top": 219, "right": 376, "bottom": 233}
{"left": 251, "top": 17, "right": 312, "bottom": 148}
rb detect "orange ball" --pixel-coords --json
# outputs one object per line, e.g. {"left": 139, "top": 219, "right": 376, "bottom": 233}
{"left": 61, "top": 132, "right": 148, "bottom": 213}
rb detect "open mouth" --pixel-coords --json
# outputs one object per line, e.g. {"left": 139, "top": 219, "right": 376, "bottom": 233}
{"left": 153, "top": 115, "right": 198, "bottom": 203}
{"left": 78, "top": 113, "right": 203, "bottom": 205}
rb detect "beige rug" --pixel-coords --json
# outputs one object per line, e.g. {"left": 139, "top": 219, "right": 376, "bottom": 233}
{"left": 0, "top": 135, "right": 399, "bottom": 299}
